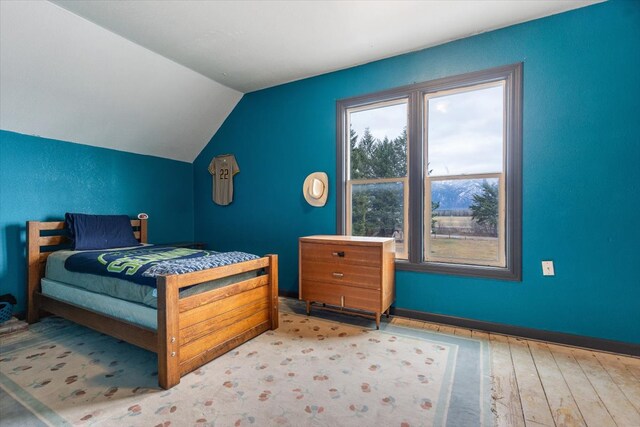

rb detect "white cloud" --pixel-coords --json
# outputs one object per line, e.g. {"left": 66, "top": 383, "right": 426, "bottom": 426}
{"left": 435, "top": 101, "right": 449, "bottom": 113}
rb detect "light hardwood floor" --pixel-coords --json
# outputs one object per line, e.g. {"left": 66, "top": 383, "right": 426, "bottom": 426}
{"left": 389, "top": 316, "right": 640, "bottom": 427}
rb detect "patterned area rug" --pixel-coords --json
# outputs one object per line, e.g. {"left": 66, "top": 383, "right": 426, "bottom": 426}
{"left": 0, "top": 310, "right": 491, "bottom": 426}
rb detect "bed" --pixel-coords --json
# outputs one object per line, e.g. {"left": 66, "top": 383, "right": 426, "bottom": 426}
{"left": 26, "top": 218, "right": 279, "bottom": 389}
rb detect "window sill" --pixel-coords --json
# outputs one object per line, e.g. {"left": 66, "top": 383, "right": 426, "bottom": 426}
{"left": 395, "top": 259, "right": 521, "bottom": 281}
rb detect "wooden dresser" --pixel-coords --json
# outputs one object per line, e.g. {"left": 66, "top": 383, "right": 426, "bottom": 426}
{"left": 299, "top": 235, "right": 395, "bottom": 329}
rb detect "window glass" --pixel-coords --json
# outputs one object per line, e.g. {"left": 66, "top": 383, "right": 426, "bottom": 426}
{"left": 428, "top": 177, "right": 503, "bottom": 266}
{"left": 428, "top": 84, "right": 503, "bottom": 177}
{"left": 349, "top": 102, "right": 408, "bottom": 179}
{"left": 351, "top": 181, "right": 407, "bottom": 255}
{"left": 347, "top": 100, "right": 408, "bottom": 259}
{"left": 425, "top": 83, "right": 505, "bottom": 267}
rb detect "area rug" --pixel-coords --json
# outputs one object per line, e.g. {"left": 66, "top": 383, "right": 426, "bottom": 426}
{"left": 0, "top": 312, "right": 491, "bottom": 426}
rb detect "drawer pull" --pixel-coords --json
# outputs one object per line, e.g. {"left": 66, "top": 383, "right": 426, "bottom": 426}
{"left": 332, "top": 272, "right": 344, "bottom": 278}
{"left": 341, "top": 295, "right": 345, "bottom": 307}
{"left": 332, "top": 251, "right": 345, "bottom": 257}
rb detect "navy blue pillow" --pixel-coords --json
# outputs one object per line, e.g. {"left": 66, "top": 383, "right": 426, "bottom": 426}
{"left": 65, "top": 213, "right": 141, "bottom": 250}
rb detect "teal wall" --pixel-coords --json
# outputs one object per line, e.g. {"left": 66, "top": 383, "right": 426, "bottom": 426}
{"left": 194, "top": 1, "right": 640, "bottom": 344}
{"left": 1, "top": 1, "right": 636, "bottom": 344}
{"left": 0, "top": 130, "right": 194, "bottom": 313}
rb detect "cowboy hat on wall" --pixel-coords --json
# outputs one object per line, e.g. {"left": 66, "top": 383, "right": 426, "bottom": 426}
{"left": 303, "top": 172, "right": 328, "bottom": 207}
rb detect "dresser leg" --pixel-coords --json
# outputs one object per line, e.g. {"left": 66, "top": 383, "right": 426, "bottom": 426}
{"left": 385, "top": 308, "right": 390, "bottom": 318}
{"left": 375, "top": 312, "right": 381, "bottom": 330}
{"left": 306, "top": 301, "right": 311, "bottom": 315}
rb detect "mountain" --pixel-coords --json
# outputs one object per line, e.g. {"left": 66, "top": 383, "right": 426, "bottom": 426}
{"left": 431, "top": 179, "right": 495, "bottom": 211}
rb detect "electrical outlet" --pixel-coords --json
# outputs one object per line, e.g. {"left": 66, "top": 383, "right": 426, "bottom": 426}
{"left": 542, "top": 261, "right": 555, "bottom": 276}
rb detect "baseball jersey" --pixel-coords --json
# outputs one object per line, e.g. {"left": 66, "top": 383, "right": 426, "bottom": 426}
{"left": 208, "top": 154, "right": 239, "bottom": 206}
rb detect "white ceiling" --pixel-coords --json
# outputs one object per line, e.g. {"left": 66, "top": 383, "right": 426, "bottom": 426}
{"left": 1, "top": 0, "right": 602, "bottom": 163}
{"left": 52, "top": 0, "right": 602, "bottom": 93}
{"left": 0, "top": 0, "right": 241, "bottom": 162}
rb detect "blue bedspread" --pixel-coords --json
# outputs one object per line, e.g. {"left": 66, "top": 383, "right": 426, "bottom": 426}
{"left": 64, "top": 246, "right": 260, "bottom": 288}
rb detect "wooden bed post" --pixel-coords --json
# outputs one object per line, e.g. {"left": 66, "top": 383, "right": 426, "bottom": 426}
{"left": 139, "top": 219, "right": 148, "bottom": 243}
{"left": 26, "top": 221, "right": 41, "bottom": 324}
{"left": 157, "top": 275, "right": 180, "bottom": 389}
{"left": 267, "top": 254, "right": 279, "bottom": 330}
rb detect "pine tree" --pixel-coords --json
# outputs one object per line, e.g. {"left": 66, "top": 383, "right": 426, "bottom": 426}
{"left": 431, "top": 200, "right": 440, "bottom": 233}
{"left": 349, "top": 126, "right": 407, "bottom": 237}
{"left": 392, "top": 128, "right": 408, "bottom": 177}
{"left": 470, "top": 181, "right": 499, "bottom": 236}
{"left": 349, "top": 127, "right": 364, "bottom": 179}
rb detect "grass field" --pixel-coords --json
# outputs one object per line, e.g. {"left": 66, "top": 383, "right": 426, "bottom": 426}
{"left": 390, "top": 215, "right": 500, "bottom": 262}
{"left": 428, "top": 236, "right": 499, "bottom": 262}
{"left": 433, "top": 216, "right": 474, "bottom": 228}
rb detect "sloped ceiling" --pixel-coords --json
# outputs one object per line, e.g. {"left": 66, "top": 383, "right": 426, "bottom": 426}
{"left": 52, "top": 0, "right": 602, "bottom": 93}
{"left": 0, "top": 0, "right": 242, "bottom": 162}
{"left": 1, "top": 0, "right": 602, "bottom": 162}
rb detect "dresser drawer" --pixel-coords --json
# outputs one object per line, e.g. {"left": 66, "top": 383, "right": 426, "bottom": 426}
{"left": 301, "top": 242, "right": 380, "bottom": 267}
{"left": 301, "top": 281, "right": 381, "bottom": 312}
{"left": 301, "top": 260, "right": 380, "bottom": 289}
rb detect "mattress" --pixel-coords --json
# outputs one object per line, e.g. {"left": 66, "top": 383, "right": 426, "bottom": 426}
{"left": 45, "top": 245, "right": 258, "bottom": 308}
{"left": 41, "top": 278, "right": 157, "bottom": 329}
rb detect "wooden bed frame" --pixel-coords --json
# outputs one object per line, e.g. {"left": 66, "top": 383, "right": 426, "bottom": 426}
{"left": 26, "top": 219, "right": 278, "bottom": 389}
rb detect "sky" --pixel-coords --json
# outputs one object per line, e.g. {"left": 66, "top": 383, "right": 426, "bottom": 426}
{"left": 349, "top": 101, "right": 407, "bottom": 144}
{"left": 349, "top": 84, "right": 504, "bottom": 176}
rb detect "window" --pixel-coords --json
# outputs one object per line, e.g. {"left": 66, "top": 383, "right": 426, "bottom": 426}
{"left": 425, "top": 83, "right": 505, "bottom": 267}
{"left": 337, "top": 64, "right": 522, "bottom": 280}
{"left": 346, "top": 100, "right": 409, "bottom": 259}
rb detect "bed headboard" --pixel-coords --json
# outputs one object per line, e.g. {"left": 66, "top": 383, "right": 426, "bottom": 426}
{"left": 26, "top": 218, "right": 147, "bottom": 323}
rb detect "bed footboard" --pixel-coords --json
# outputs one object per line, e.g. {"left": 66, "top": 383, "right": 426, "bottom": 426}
{"left": 157, "top": 254, "right": 279, "bottom": 389}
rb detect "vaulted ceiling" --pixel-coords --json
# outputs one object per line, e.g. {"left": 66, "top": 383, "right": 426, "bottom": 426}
{"left": 0, "top": 1, "right": 241, "bottom": 162}
{"left": 0, "top": 0, "right": 602, "bottom": 162}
